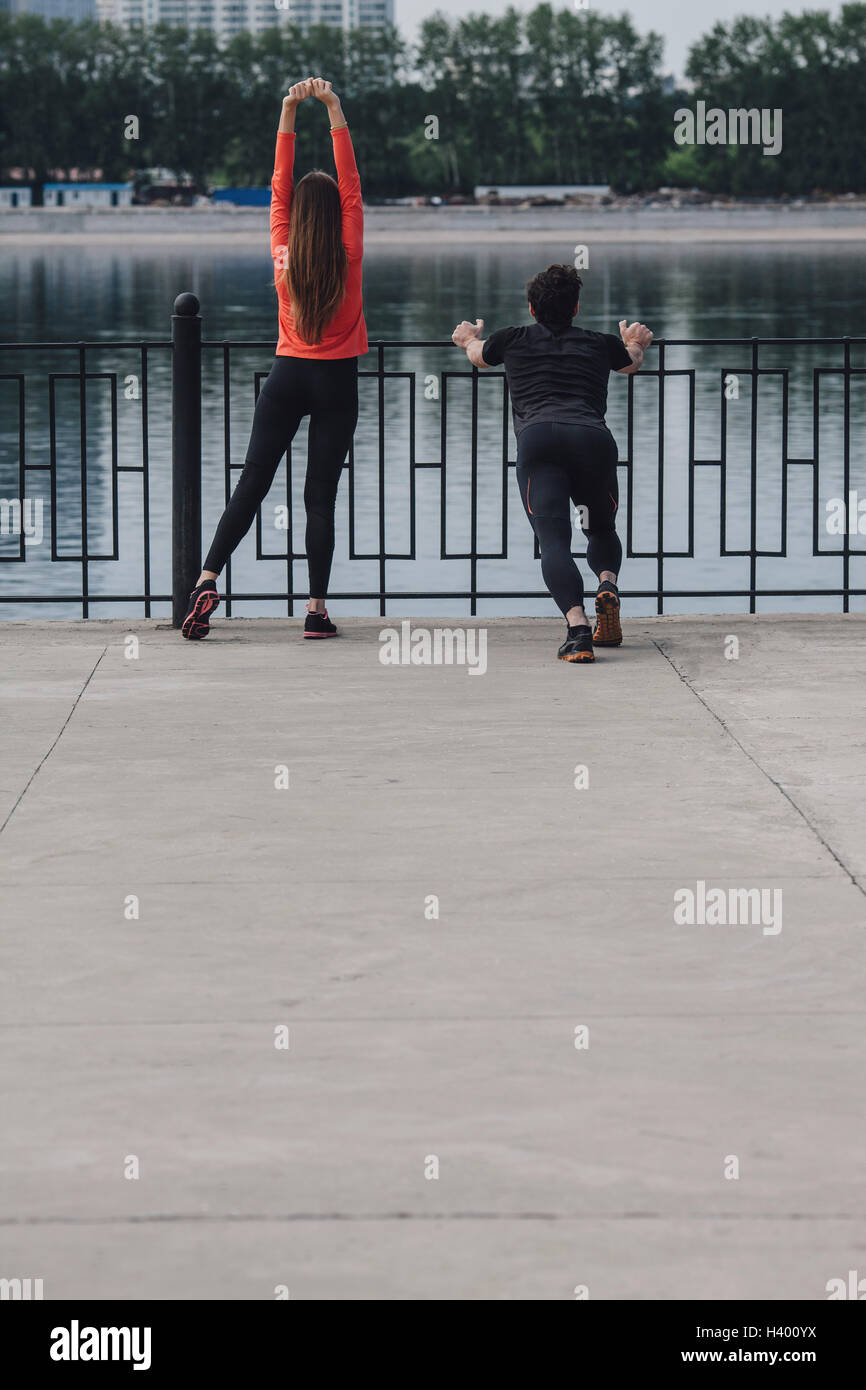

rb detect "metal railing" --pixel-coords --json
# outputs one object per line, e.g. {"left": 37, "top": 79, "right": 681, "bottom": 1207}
{"left": 1, "top": 293, "right": 864, "bottom": 619}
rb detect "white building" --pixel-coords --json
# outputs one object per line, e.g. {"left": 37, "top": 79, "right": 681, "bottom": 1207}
{"left": 93, "top": 0, "right": 392, "bottom": 37}
{"left": 43, "top": 183, "right": 134, "bottom": 208}
{"left": 3, "top": 0, "right": 95, "bottom": 16}
{"left": 287, "top": 0, "right": 392, "bottom": 27}
{"left": 0, "top": 187, "right": 33, "bottom": 208}
{"left": 474, "top": 184, "right": 612, "bottom": 201}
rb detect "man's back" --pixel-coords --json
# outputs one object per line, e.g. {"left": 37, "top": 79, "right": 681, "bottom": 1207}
{"left": 481, "top": 322, "right": 631, "bottom": 435}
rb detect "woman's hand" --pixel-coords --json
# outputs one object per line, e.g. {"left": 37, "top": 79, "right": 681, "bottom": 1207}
{"left": 619, "top": 320, "right": 653, "bottom": 349}
{"left": 452, "top": 319, "right": 484, "bottom": 349}
{"left": 308, "top": 77, "right": 340, "bottom": 108}
{"left": 283, "top": 81, "right": 311, "bottom": 108}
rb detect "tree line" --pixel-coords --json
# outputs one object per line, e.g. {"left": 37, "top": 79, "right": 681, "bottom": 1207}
{"left": 0, "top": 4, "right": 864, "bottom": 199}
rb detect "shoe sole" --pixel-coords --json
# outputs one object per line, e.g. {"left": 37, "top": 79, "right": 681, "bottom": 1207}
{"left": 558, "top": 650, "right": 595, "bottom": 662}
{"left": 181, "top": 590, "right": 219, "bottom": 640}
{"left": 593, "top": 590, "right": 622, "bottom": 647}
{"left": 303, "top": 630, "right": 338, "bottom": 639}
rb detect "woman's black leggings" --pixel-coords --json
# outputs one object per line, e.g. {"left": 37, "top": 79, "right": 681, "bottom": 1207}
{"left": 516, "top": 421, "right": 623, "bottom": 616}
{"left": 203, "top": 355, "right": 358, "bottom": 596}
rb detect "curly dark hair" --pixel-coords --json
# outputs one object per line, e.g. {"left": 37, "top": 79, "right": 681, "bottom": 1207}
{"left": 526, "top": 264, "right": 582, "bottom": 331}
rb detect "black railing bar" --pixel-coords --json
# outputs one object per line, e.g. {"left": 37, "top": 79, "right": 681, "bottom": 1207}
{"left": 377, "top": 342, "right": 386, "bottom": 615}
{"left": 358, "top": 337, "right": 866, "bottom": 348}
{"left": 199, "top": 337, "right": 866, "bottom": 348}
{"left": 0, "top": 594, "right": 169, "bottom": 602}
{"left": 687, "top": 372, "right": 696, "bottom": 557}
{"left": 408, "top": 371, "right": 417, "bottom": 562}
{"left": 749, "top": 338, "right": 759, "bottom": 612}
{"left": 141, "top": 342, "right": 152, "bottom": 619}
{"left": 0, "top": 342, "right": 173, "bottom": 350}
{"left": 4, "top": 337, "right": 866, "bottom": 353}
{"left": 201, "top": 342, "right": 276, "bottom": 351}
{"left": 780, "top": 370, "right": 790, "bottom": 561}
{"left": 109, "top": 371, "right": 120, "bottom": 562}
{"left": 5, "top": 588, "right": 864, "bottom": 604}
{"left": 657, "top": 340, "right": 665, "bottom": 613}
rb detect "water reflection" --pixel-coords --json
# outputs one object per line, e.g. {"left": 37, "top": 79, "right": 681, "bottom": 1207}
{"left": 1, "top": 244, "right": 864, "bottom": 617}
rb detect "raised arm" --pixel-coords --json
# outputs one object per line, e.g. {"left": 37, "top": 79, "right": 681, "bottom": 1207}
{"left": 616, "top": 320, "right": 654, "bottom": 374}
{"left": 452, "top": 318, "right": 489, "bottom": 368}
{"left": 271, "top": 83, "right": 310, "bottom": 276}
{"left": 309, "top": 77, "right": 363, "bottom": 262}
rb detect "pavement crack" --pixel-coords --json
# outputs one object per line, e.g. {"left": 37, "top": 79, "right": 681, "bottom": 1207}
{"left": 0, "top": 647, "right": 107, "bottom": 837}
{"left": 652, "top": 639, "right": 864, "bottom": 898}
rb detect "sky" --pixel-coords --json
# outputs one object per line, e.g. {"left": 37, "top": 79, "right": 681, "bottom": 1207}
{"left": 395, "top": 0, "right": 832, "bottom": 84}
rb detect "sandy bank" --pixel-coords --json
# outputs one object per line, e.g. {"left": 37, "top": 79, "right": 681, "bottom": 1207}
{"left": 2, "top": 202, "right": 865, "bottom": 246}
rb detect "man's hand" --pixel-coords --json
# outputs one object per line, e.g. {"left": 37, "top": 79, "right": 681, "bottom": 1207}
{"left": 616, "top": 319, "right": 653, "bottom": 374}
{"left": 619, "top": 320, "right": 653, "bottom": 350}
{"left": 283, "top": 81, "right": 311, "bottom": 108}
{"left": 309, "top": 77, "right": 340, "bottom": 108}
{"left": 452, "top": 318, "right": 484, "bottom": 349}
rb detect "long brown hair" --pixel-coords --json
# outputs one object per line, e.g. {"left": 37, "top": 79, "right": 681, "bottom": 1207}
{"left": 281, "top": 170, "right": 347, "bottom": 345}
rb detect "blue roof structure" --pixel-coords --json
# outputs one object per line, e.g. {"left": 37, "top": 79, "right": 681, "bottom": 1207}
{"left": 43, "top": 183, "right": 133, "bottom": 191}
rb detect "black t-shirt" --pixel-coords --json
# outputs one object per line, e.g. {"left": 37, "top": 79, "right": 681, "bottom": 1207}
{"left": 481, "top": 322, "right": 632, "bottom": 436}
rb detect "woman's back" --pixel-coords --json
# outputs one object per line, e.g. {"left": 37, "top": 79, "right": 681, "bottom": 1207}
{"left": 270, "top": 124, "right": 367, "bottom": 360}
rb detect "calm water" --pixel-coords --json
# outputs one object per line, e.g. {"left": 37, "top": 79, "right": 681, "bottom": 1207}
{"left": 1, "top": 242, "right": 864, "bottom": 617}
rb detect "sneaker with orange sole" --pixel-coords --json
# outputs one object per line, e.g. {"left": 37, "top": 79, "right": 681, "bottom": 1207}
{"left": 593, "top": 580, "right": 622, "bottom": 647}
{"left": 558, "top": 625, "right": 595, "bottom": 662}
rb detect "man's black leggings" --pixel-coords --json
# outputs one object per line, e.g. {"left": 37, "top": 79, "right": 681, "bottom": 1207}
{"left": 516, "top": 421, "right": 623, "bottom": 616}
{"left": 203, "top": 354, "right": 358, "bottom": 596}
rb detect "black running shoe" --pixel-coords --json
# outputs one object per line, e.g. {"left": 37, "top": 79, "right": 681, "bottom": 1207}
{"left": 303, "top": 605, "right": 338, "bottom": 638}
{"left": 558, "top": 624, "right": 595, "bottom": 663}
{"left": 593, "top": 579, "right": 622, "bottom": 647}
{"left": 181, "top": 580, "right": 219, "bottom": 640}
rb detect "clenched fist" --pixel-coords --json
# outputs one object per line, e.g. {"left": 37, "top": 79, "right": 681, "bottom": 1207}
{"left": 619, "top": 320, "right": 653, "bottom": 349}
{"left": 452, "top": 318, "right": 484, "bottom": 349}
{"left": 308, "top": 77, "right": 340, "bottom": 108}
{"left": 283, "top": 81, "right": 311, "bottom": 107}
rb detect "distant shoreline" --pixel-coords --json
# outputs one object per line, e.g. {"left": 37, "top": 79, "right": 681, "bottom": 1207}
{"left": 2, "top": 202, "right": 865, "bottom": 245}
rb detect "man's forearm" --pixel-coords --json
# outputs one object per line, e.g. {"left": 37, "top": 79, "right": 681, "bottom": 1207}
{"left": 621, "top": 343, "right": 645, "bottom": 374}
{"left": 464, "top": 338, "right": 487, "bottom": 368}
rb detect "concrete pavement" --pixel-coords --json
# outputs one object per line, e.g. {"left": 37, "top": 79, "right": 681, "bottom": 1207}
{"left": 1, "top": 614, "right": 864, "bottom": 1300}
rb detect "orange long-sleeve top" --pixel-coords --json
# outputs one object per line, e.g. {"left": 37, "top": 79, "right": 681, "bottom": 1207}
{"left": 270, "top": 125, "right": 368, "bottom": 359}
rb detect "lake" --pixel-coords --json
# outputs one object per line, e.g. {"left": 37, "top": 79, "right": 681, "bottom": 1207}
{"left": 1, "top": 241, "right": 864, "bottom": 618}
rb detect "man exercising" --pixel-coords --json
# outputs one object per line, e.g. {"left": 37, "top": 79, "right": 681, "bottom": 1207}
{"left": 452, "top": 263, "right": 652, "bottom": 662}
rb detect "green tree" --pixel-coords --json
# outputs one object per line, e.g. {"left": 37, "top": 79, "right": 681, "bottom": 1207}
{"left": 684, "top": 5, "right": 866, "bottom": 195}
{"left": 1, "top": 6, "right": 863, "bottom": 200}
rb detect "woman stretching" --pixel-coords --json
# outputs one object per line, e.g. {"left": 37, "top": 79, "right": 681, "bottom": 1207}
{"left": 182, "top": 77, "right": 367, "bottom": 640}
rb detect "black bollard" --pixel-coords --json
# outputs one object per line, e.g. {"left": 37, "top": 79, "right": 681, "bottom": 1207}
{"left": 171, "top": 292, "right": 202, "bottom": 627}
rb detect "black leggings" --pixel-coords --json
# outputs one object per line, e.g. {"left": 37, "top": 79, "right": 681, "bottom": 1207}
{"left": 203, "top": 355, "right": 358, "bottom": 596}
{"left": 516, "top": 421, "right": 623, "bottom": 616}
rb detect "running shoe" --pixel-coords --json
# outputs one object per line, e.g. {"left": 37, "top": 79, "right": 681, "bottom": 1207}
{"left": 558, "top": 624, "right": 595, "bottom": 662}
{"left": 181, "top": 580, "right": 219, "bottom": 640}
{"left": 593, "top": 579, "right": 622, "bottom": 647}
{"left": 303, "top": 605, "right": 338, "bottom": 638}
